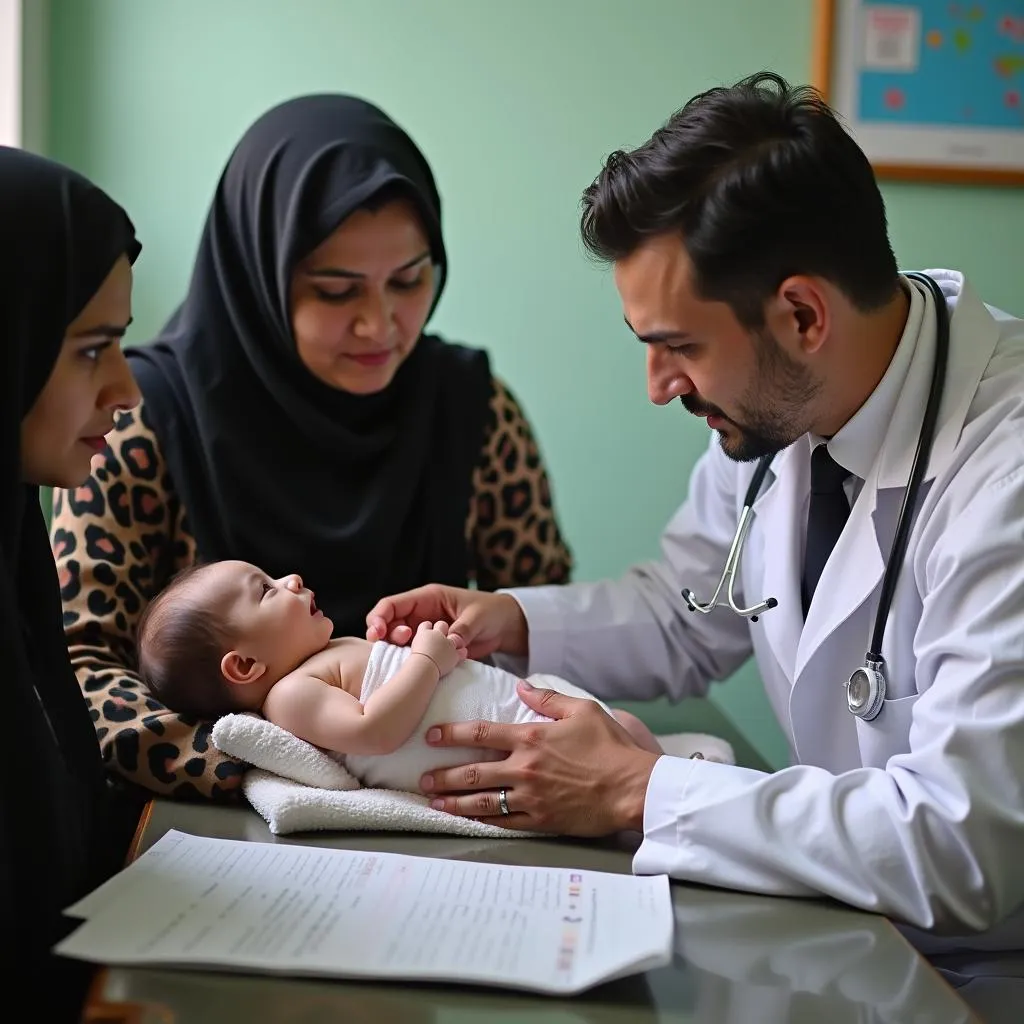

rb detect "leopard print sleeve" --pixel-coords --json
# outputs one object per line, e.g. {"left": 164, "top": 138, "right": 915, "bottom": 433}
{"left": 468, "top": 376, "right": 573, "bottom": 589}
{"left": 49, "top": 398, "right": 247, "bottom": 801}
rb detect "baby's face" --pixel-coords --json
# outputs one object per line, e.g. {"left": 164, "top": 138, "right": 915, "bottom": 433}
{"left": 200, "top": 560, "right": 334, "bottom": 679}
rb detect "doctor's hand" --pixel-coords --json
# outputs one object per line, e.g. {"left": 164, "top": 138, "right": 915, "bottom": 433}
{"left": 419, "top": 681, "right": 660, "bottom": 836}
{"left": 365, "top": 584, "right": 528, "bottom": 661}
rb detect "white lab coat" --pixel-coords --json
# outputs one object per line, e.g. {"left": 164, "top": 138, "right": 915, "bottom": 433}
{"left": 506, "top": 271, "right": 1024, "bottom": 948}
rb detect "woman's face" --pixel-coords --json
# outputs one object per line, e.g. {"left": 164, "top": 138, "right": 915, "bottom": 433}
{"left": 289, "top": 198, "right": 436, "bottom": 395}
{"left": 20, "top": 254, "right": 139, "bottom": 488}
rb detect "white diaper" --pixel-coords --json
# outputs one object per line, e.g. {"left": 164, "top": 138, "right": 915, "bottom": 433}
{"left": 342, "top": 641, "right": 609, "bottom": 792}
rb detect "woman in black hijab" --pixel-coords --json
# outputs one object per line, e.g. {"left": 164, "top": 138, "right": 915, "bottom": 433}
{"left": 1, "top": 146, "right": 141, "bottom": 1010}
{"left": 51, "top": 94, "right": 572, "bottom": 800}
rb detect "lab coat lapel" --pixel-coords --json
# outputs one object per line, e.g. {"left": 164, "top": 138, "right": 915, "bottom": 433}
{"left": 795, "top": 272, "right": 999, "bottom": 671}
{"left": 794, "top": 274, "right": 945, "bottom": 689}
{"left": 749, "top": 443, "right": 805, "bottom": 683}
{"left": 788, "top": 453, "right": 891, "bottom": 766}
{"left": 783, "top": 272, "right": 1003, "bottom": 767}
{"left": 789, "top": 273, "right": 949, "bottom": 763}
{"left": 795, "top": 469, "right": 885, "bottom": 681}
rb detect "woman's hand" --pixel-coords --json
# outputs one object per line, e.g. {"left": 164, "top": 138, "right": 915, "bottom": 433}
{"left": 418, "top": 681, "right": 661, "bottom": 836}
{"left": 366, "top": 584, "right": 529, "bottom": 661}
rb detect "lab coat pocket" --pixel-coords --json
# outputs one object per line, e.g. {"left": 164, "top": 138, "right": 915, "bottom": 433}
{"left": 854, "top": 693, "right": 919, "bottom": 769}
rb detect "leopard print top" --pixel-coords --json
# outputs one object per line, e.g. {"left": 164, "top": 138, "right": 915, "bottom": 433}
{"left": 50, "top": 376, "right": 572, "bottom": 801}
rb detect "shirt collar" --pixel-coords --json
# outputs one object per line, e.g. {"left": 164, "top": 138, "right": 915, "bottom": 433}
{"left": 807, "top": 274, "right": 928, "bottom": 480}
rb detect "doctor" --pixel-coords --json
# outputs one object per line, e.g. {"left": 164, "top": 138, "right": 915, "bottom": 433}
{"left": 366, "top": 72, "right": 1024, "bottom": 943}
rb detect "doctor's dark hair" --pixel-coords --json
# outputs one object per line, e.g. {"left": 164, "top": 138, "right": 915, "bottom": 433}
{"left": 580, "top": 71, "right": 900, "bottom": 327}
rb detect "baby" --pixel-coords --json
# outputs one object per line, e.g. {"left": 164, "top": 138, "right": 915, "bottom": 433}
{"left": 136, "top": 560, "right": 663, "bottom": 792}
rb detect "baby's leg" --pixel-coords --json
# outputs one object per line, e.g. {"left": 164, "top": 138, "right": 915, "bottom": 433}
{"left": 610, "top": 710, "right": 663, "bottom": 754}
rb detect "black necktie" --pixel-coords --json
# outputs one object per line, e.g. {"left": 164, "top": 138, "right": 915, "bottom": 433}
{"left": 802, "top": 444, "right": 851, "bottom": 617}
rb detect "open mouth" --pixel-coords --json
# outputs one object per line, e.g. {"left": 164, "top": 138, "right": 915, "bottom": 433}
{"left": 309, "top": 596, "right": 318, "bottom": 616}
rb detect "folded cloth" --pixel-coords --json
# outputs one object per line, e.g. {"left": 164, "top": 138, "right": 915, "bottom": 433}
{"left": 212, "top": 711, "right": 362, "bottom": 791}
{"left": 211, "top": 679, "right": 736, "bottom": 836}
{"left": 212, "top": 713, "right": 538, "bottom": 836}
{"left": 241, "top": 769, "right": 541, "bottom": 838}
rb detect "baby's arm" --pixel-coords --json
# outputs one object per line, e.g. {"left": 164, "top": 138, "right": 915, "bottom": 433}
{"left": 266, "top": 623, "right": 466, "bottom": 756}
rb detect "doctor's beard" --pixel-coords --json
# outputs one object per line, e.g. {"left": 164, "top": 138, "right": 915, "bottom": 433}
{"left": 682, "top": 327, "right": 823, "bottom": 463}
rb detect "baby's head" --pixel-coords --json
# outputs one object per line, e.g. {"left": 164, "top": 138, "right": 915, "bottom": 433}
{"left": 137, "top": 560, "right": 334, "bottom": 717}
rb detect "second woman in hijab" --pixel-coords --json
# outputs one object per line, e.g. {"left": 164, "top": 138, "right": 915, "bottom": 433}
{"left": 51, "top": 94, "right": 573, "bottom": 800}
{"left": 2, "top": 145, "right": 141, "bottom": 1014}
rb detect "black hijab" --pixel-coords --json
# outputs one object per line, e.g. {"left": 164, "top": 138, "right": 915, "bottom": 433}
{"left": 129, "top": 95, "right": 491, "bottom": 635}
{"left": 0, "top": 146, "right": 140, "bottom": 1005}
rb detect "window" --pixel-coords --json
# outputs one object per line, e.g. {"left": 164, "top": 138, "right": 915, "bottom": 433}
{"left": 0, "top": 0, "right": 49, "bottom": 151}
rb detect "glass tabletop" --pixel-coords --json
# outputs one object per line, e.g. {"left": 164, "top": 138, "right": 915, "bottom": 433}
{"left": 87, "top": 799, "right": 980, "bottom": 1023}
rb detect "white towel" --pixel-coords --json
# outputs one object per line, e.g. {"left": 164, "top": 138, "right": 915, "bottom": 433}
{"left": 241, "top": 769, "right": 542, "bottom": 838}
{"left": 211, "top": 681, "right": 736, "bottom": 837}
{"left": 212, "top": 713, "right": 538, "bottom": 837}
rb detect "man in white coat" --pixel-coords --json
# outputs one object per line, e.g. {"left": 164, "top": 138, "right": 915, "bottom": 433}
{"left": 366, "top": 73, "right": 1024, "bottom": 948}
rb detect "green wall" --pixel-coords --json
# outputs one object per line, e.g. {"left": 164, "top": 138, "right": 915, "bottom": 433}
{"left": 47, "top": 0, "right": 1023, "bottom": 770}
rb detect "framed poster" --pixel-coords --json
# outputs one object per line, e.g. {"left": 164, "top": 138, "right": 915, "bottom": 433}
{"left": 812, "top": 0, "right": 1024, "bottom": 184}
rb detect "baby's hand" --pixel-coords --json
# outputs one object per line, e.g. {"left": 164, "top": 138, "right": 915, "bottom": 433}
{"left": 411, "top": 621, "right": 467, "bottom": 678}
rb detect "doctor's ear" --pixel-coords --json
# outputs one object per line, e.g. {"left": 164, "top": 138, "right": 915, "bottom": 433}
{"left": 221, "top": 650, "right": 267, "bottom": 686}
{"left": 766, "top": 276, "right": 831, "bottom": 356}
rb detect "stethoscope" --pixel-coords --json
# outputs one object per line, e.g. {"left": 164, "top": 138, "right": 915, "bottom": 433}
{"left": 681, "top": 273, "right": 950, "bottom": 721}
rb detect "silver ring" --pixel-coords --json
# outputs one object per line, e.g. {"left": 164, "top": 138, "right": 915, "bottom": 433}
{"left": 498, "top": 787, "right": 510, "bottom": 816}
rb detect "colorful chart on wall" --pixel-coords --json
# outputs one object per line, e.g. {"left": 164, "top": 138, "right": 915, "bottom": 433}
{"left": 813, "top": 1, "right": 1024, "bottom": 184}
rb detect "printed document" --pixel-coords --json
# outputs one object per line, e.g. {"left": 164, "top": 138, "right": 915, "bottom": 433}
{"left": 57, "top": 830, "right": 673, "bottom": 995}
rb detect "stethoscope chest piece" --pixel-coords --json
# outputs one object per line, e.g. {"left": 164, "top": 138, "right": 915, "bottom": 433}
{"left": 846, "top": 657, "right": 886, "bottom": 720}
